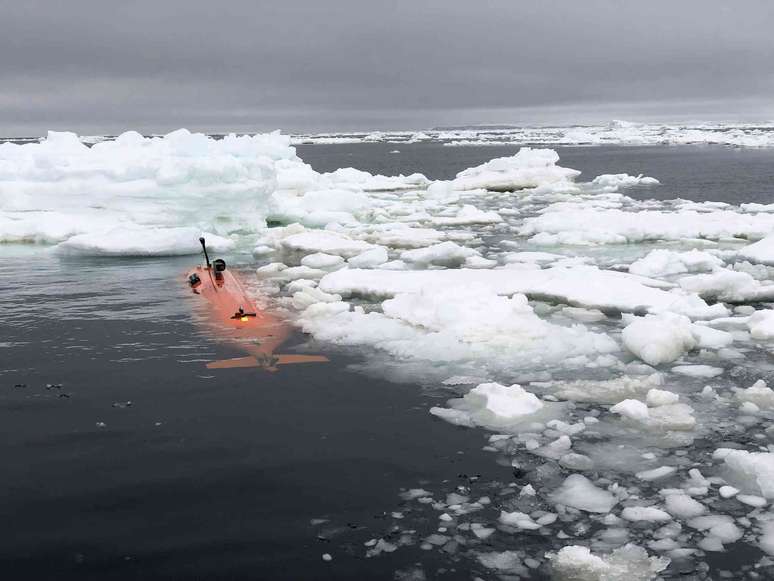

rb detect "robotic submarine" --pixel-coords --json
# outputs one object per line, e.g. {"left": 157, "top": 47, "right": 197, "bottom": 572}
{"left": 187, "top": 238, "right": 328, "bottom": 371}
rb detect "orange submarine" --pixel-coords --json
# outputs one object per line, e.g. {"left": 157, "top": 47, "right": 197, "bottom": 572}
{"left": 187, "top": 237, "right": 328, "bottom": 371}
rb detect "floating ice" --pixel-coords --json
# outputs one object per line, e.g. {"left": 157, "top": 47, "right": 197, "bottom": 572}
{"left": 628, "top": 249, "right": 723, "bottom": 278}
{"left": 521, "top": 207, "right": 774, "bottom": 246}
{"left": 663, "top": 493, "right": 706, "bottom": 519}
{"left": 736, "top": 380, "right": 774, "bottom": 409}
{"left": 748, "top": 310, "right": 774, "bottom": 340}
{"left": 450, "top": 148, "right": 580, "bottom": 192}
{"left": 400, "top": 241, "right": 478, "bottom": 268}
{"left": 279, "top": 230, "right": 376, "bottom": 258}
{"left": 429, "top": 204, "right": 502, "bottom": 226}
{"left": 590, "top": 173, "right": 660, "bottom": 191}
{"left": 550, "top": 474, "right": 617, "bottom": 513}
{"left": 621, "top": 506, "right": 672, "bottom": 522}
{"left": 0, "top": 129, "right": 294, "bottom": 251}
{"left": 622, "top": 313, "right": 696, "bottom": 366}
{"left": 347, "top": 246, "right": 389, "bottom": 269}
{"left": 738, "top": 232, "right": 774, "bottom": 265}
{"left": 548, "top": 544, "right": 669, "bottom": 581}
{"left": 553, "top": 374, "right": 664, "bottom": 405}
{"left": 55, "top": 227, "right": 234, "bottom": 256}
{"left": 679, "top": 269, "right": 774, "bottom": 302}
{"left": 319, "top": 266, "right": 719, "bottom": 316}
{"left": 458, "top": 383, "right": 544, "bottom": 420}
{"left": 718, "top": 449, "right": 774, "bottom": 498}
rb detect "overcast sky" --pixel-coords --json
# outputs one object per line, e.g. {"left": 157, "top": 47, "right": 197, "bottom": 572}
{"left": 1, "top": 0, "right": 772, "bottom": 135}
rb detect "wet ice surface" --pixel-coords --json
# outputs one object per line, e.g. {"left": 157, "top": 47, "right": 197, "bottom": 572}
{"left": 5, "top": 137, "right": 774, "bottom": 579}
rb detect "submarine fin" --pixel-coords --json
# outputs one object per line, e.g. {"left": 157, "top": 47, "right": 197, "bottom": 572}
{"left": 205, "top": 354, "right": 328, "bottom": 370}
{"left": 275, "top": 354, "right": 329, "bottom": 365}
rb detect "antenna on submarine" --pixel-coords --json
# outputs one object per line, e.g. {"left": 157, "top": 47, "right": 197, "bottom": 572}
{"left": 199, "top": 237, "right": 211, "bottom": 269}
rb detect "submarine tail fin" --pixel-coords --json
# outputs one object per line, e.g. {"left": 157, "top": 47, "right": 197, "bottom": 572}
{"left": 274, "top": 354, "right": 329, "bottom": 365}
{"left": 206, "top": 354, "right": 328, "bottom": 370}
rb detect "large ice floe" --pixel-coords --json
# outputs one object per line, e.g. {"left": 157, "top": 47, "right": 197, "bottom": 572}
{"left": 9, "top": 129, "right": 774, "bottom": 579}
{"left": 0, "top": 129, "right": 296, "bottom": 253}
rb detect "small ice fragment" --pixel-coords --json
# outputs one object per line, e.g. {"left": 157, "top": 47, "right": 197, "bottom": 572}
{"left": 646, "top": 389, "right": 679, "bottom": 407}
{"left": 719, "top": 486, "right": 739, "bottom": 499}
{"left": 671, "top": 365, "right": 723, "bottom": 378}
{"left": 499, "top": 511, "right": 541, "bottom": 530}
{"left": 550, "top": 474, "right": 617, "bottom": 513}
{"left": 322, "top": 553, "right": 332, "bottom": 562}
{"left": 664, "top": 494, "right": 706, "bottom": 519}
{"left": 621, "top": 506, "right": 672, "bottom": 522}
{"left": 611, "top": 399, "right": 650, "bottom": 422}
{"left": 472, "top": 526, "right": 495, "bottom": 540}
{"left": 737, "top": 494, "right": 767, "bottom": 507}
{"left": 636, "top": 466, "right": 677, "bottom": 481}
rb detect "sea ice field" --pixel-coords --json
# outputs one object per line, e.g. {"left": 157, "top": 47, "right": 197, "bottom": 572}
{"left": 4, "top": 125, "right": 774, "bottom": 579}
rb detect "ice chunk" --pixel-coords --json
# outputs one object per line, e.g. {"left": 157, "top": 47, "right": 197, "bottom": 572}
{"left": 736, "top": 380, "right": 774, "bottom": 409}
{"left": 299, "top": 282, "right": 616, "bottom": 376}
{"left": 548, "top": 543, "right": 669, "bottom": 581}
{"left": 431, "top": 382, "right": 559, "bottom": 432}
{"left": 477, "top": 551, "right": 525, "bottom": 573}
{"left": 521, "top": 206, "right": 774, "bottom": 246}
{"left": 400, "top": 241, "right": 478, "bottom": 268}
{"left": 718, "top": 486, "right": 739, "bottom": 499}
{"left": 554, "top": 374, "right": 664, "bottom": 405}
{"left": 1, "top": 129, "right": 294, "bottom": 249}
{"left": 591, "top": 173, "right": 660, "bottom": 190}
{"left": 55, "top": 227, "right": 233, "bottom": 256}
{"left": 663, "top": 493, "right": 706, "bottom": 519}
{"left": 612, "top": 399, "right": 696, "bottom": 431}
{"left": 628, "top": 249, "right": 723, "bottom": 278}
{"left": 268, "top": 188, "right": 371, "bottom": 227}
{"left": 720, "top": 449, "right": 774, "bottom": 498}
{"left": 281, "top": 230, "right": 376, "bottom": 258}
{"left": 738, "top": 232, "right": 774, "bottom": 265}
{"left": 461, "top": 383, "right": 543, "bottom": 420}
{"left": 550, "top": 474, "right": 617, "bottom": 513}
{"left": 347, "top": 247, "right": 389, "bottom": 269}
{"left": 622, "top": 313, "right": 696, "bottom": 366}
{"left": 300, "top": 253, "right": 345, "bottom": 270}
{"left": 646, "top": 389, "right": 679, "bottom": 407}
{"left": 748, "top": 310, "right": 774, "bottom": 340}
{"left": 430, "top": 204, "right": 502, "bottom": 226}
{"left": 319, "top": 266, "right": 717, "bottom": 316}
{"left": 547, "top": 546, "right": 609, "bottom": 580}
{"left": 679, "top": 269, "right": 774, "bottom": 302}
{"left": 621, "top": 506, "right": 672, "bottom": 522}
{"left": 499, "top": 510, "right": 542, "bottom": 530}
{"left": 611, "top": 400, "right": 651, "bottom": 423}
{"left": 671, "top": 365, "right": 723, "bottom": 378}
{"left": 451, "top": 147, "right": 580, "bottom": 192}
{"left": 636, "top": 466, "right": 677, "bottom": 481}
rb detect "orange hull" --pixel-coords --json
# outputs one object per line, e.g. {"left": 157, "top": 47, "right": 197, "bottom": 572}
{"left": 187, "top": 265, "right": 327, "bottom": 371}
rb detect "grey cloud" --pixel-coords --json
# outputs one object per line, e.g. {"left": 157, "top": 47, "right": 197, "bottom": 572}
{"left": 1, "top": 0, "right": 772, "bottom": 135}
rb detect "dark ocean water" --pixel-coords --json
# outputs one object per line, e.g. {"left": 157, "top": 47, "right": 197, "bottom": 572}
{"left": 2, "top": 144, "right": 774, "bottom": 580}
